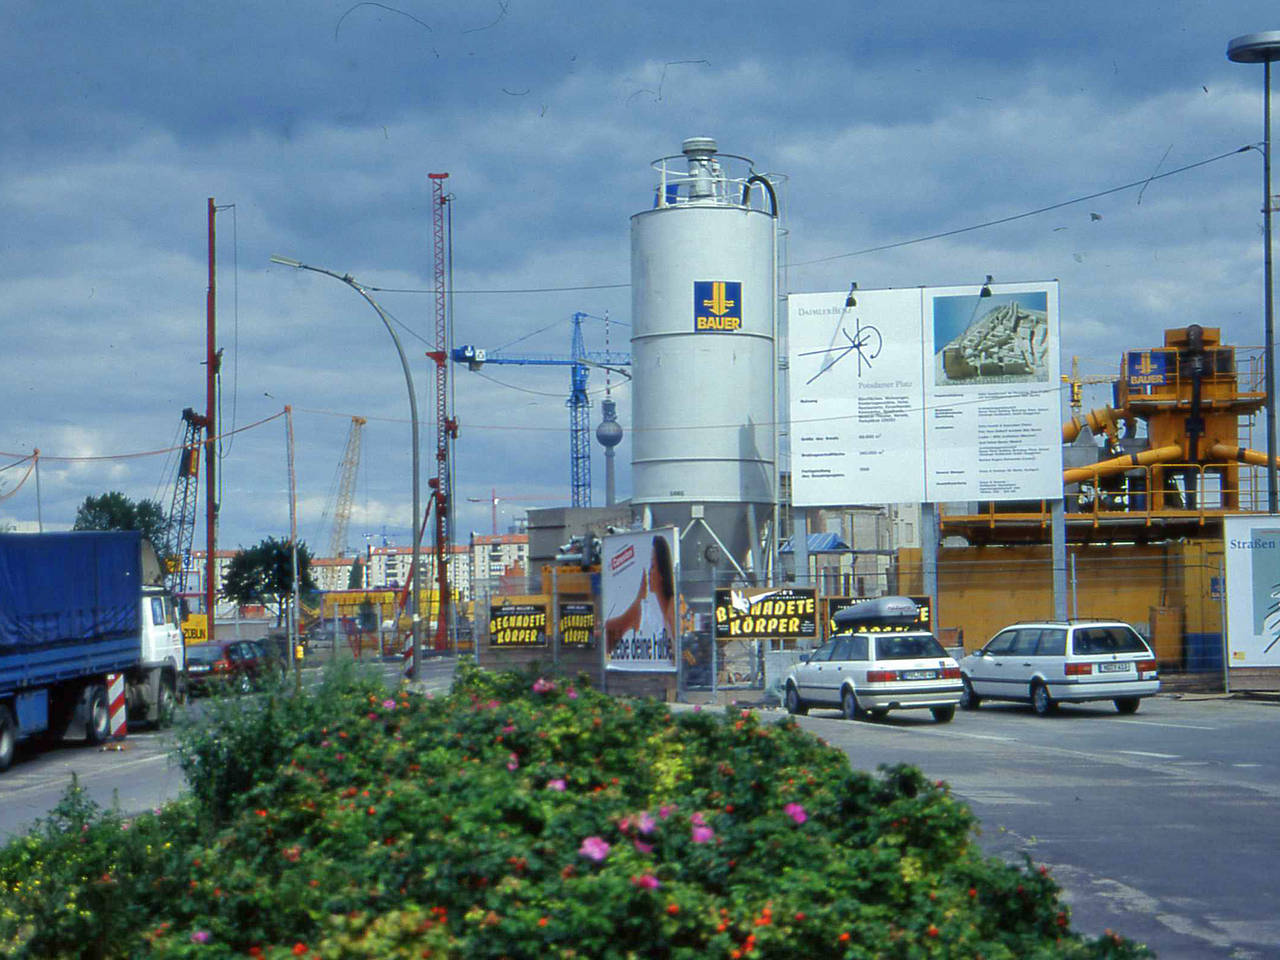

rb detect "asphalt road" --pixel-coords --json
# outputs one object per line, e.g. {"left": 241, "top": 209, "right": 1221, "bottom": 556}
{"left": 3, "top": 672, "right": 1276, "bottom": 959}
{"left": 781, "top": 694, "right": 1280, "bottom": 960}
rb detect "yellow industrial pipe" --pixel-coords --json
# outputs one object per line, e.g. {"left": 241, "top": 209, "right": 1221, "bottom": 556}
{"left": 1062, "top": 444, "right": 1184, "bottom": 486}
{"left": 1062, "top": 406, "right": 1131, "bottom": 445}
{"left": 1209, "top": 443, "right": 1279, "bottom": 467}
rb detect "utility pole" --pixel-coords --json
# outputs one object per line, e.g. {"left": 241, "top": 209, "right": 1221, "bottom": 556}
{"left": 205, "top": 198, "right": 219, "bottom": 640}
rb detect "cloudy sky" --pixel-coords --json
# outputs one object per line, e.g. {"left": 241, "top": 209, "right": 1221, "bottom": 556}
{"left": 1, "top": 1, "right": 1276, "bottom": 555}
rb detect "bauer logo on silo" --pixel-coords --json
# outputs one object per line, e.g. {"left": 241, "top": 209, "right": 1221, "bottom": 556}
{"left": 694, "top": 280, "right": 742, "bottom": 332}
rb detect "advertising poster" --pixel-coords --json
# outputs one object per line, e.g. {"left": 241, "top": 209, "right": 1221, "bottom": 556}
{"left": 559, "top": 601, "right": 595, "bottom": 647}
{"left": 789, "top": 282, "right": 1062, "bottom": 505}
{"left": 822, "top": 596, "right": 933, "bottom": 638}
{"left": 488, "top": 599, "right": 548, "bottom": 647}
{"left": 1223, "top": 516, "right": 1280, "bottom": 667}
{"left": 713, "top": 587, "right": 817, "bottom": 639}
{"left": 602, "top": 528, "right": 679, "bottom": 672}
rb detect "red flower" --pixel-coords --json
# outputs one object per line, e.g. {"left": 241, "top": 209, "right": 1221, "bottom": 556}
{"left": 666, "top": 903, "right": 680, "bottom": 915}
{"left": 292, "top": 943, "right": 308, "bottom": 955}
{"left": 926, "top": 925, "right": 939, "bottom": 938}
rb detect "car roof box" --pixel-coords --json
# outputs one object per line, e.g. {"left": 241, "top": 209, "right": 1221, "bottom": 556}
{"left": 833, "top": 595, "right": 919, "bottom": 629}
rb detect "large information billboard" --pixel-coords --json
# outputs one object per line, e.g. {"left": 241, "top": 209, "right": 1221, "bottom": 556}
{"left": 788, "top": 282, "right": 1062, "bottom": 505}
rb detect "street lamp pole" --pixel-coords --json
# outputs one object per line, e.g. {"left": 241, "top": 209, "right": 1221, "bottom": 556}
{"left": 1229, "top": 31, "right": 1280, "bottom": 514}
{"left": 270, "top": 255, "right": 423, "bottom": 676}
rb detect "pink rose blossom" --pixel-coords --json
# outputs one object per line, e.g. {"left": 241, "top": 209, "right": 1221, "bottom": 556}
{"left": 190, "top": 930, "right": 210, "bottom": 943}
{"left": 784, "top": 802, "right": 808, "bottom": 825}
{"left": 532, "top": 677, "right": 555, "bottom": 694}
{"left": 547, "top": 778, "right": 567, "bottom": 791}
{"left": 691, "top": 825, "right": 715, "bottom": 844}
{"left": 502, "top": 724, "right": 516, "bottom": 734}
{"left": 631, "top": 873, "right": 661, "bottom": 890}
{"left": 690, "top": 811, "right": 707, "bottom": 827}
{"left": 633, "top": 839, "right": 654, "bottom": 854}
{"left": 567, "top": 687, "right": 578, "bottom": 699}
{"left": 507, "top": 753, "right": 519, "bottom": 771}
{"left": 637, "top": 811, "right": 656, "bottom": 835}
{"left": 382, "top": 699, "right": 396, "bottom": 709}
{"left": 658, "top": 804, "right": 676, "bottom": 820}
{"left": 579, "top": 836, "right": 611, "bottom": 862}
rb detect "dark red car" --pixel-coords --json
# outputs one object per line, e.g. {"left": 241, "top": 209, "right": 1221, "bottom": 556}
{"left": 184, "top": 640, "right": 265, "bottom": 696}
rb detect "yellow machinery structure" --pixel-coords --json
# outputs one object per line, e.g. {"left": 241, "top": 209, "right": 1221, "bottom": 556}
{"left": 919, "top": 326, "right": 1273, "bottom": 670}
{"left": 942, "top": 325, "right": 1270, "bottom": 545}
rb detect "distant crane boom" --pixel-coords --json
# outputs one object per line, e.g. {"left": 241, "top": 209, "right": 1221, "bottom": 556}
{"left": 166, "top": 407, "right": 208, "bottom": 595}
{"left": 452, "top": 311, "right": 631, "bottom": 507}
{"left": 328, "top": 416, "right": 366, "bottom": 557}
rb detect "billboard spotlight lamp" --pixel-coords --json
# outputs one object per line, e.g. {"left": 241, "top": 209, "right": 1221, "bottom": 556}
{"left": 845, "top": 282, "right": 858, "bottom": 308}
{"left": 979, "top": 275, "right": 993, "bottom": 298}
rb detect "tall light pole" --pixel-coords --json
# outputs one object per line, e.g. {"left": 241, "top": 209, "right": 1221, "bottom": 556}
{"left": 1229, "top": 31, "right": 1280, "bottom": 513}
{"left": 270, "top": 255, "right": 423, "bottom": 675}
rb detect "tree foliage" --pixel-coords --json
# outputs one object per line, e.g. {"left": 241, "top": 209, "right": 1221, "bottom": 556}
{"left": 221, "top": 537, "right": 318, "bottom": 623}
{"left": 72, "top": 491, "right": 168, "bottom": 548}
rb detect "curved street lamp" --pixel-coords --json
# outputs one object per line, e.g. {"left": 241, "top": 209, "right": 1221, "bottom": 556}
{"left": 1228, "top": 31, "right": 1280, "bottom": 513}
{"left": 270, "top": 255, "right": 422, "bottom": 676}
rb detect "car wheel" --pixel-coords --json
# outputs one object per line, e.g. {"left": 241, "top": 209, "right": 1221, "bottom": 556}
{"left": 155, "top": 678, "right": 177, "bottom": 729}
{"left": 1114, "top": 697, "right": 1141, "bottom": 715}
{"left": 931, "top": 705, "right": 956, "bottom": 723}
{"left": 784, "top": 683, "right": 808, "bottom": 716}
{"left": 85, "top": 684, "right": 111, "bottom": 744}
{"left": 1031, "top": 682, "right": 1056, "bottom": 717}
{"left": 841, "top": 686, "right": 867, "bottom": 721}
{"left": 0, "top": 705, "right": 16, "bottom": 772}
{"left": 959, "top": 676, "right": 981, "bottom": 710}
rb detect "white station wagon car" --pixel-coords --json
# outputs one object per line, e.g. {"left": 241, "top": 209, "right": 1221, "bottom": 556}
{"left": 959, "top": 620, "right": 1160, "bottom": 716}
{"left": 784, "top": 597, "right": 963, "bottom": 723}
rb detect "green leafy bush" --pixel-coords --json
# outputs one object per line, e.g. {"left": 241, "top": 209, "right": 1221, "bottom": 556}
{"left": 0, "top": 663, "right": 1151, "bottom": 958}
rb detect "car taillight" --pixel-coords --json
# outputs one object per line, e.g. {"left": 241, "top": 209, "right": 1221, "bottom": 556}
{"left": 1136, "top": 659, "right": 1157, "bottom": 674}
{"left": 941, "top": 666, "right": 961, "bottom": 679}
{"left": 1065, "top": 662, "right": 1093, "bottom": 676}
{"left": 213, "top": 660, "right": 230, "bottom": 672}
{"left": 866, "top": 669, "right": 899, "bottom": 683}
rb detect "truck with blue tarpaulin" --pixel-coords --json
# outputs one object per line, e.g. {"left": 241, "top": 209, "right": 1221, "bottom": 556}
{"left": 0, "top": 531, "right": 184, "bottom": 771}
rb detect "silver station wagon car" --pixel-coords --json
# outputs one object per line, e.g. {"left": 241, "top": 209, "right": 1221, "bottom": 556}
{"left": 784, "top": 597, "right": 963, "bottom": 723}
{"left": 959, "top": 619, "right": 1160, "bottom": 716}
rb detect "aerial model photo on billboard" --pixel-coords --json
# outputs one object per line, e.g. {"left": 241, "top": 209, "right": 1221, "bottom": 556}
{"left": 788, "top": 281, "right": 1062, "bottom": 506}
{"left": 933, "top": 292, "right": 1051, "bottom": 385}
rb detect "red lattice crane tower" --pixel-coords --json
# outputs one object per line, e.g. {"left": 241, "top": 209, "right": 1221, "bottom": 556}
{"left": 426, "top": 172, "right": 457, "bottom": 651}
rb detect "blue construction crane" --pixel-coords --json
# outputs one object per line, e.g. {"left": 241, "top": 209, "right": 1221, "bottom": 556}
{"left": 452, "top": 312, "right": 630, "bottom": 508}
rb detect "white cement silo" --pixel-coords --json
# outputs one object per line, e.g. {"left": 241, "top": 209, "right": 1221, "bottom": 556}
{"left": 630, "top": 138, "right": 779, "bottom": 592}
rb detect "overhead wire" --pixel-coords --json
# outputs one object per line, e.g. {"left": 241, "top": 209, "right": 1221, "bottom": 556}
{"left": 2, "top": 410, "right": 287, "bottom": 463}
{"left": 359, "top": 144, "right": 1253, "bottom": 295}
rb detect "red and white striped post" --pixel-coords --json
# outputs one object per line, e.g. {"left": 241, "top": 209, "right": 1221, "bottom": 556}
{"left": 106, "top": 673, "right": 127, "bottom": 740}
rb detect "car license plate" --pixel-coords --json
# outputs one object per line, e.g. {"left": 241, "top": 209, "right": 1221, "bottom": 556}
{"left": 902, "top": 670, "right": 937, "bottom": 680}
{"left": 1098, "top": 662, "right": 1130, "bottom": 673}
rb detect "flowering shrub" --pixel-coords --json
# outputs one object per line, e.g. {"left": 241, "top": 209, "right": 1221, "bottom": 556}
{"left": 0, "top": 662, "right": 1150, "bottom": 958}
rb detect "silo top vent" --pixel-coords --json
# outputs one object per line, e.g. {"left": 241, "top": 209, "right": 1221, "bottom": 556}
{"left": 681, "top": 137, "right": 718, "bottom": 160}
